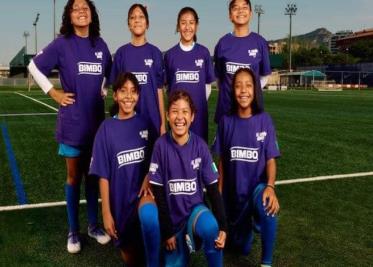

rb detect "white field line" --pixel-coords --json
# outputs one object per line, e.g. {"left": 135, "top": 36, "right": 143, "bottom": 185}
{"left": 14, "top": 92, "right": 58, "bottom": 112}
{"left": 1, "top": 171, "right": 372, "bottom": 212}
{"left": 0, "top": 112, "right": 57, "bottom": 117}
{"left": 276, "top": 171, "right": 373, "bottom": 185}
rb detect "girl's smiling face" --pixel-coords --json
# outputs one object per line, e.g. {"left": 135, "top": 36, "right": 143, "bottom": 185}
{"left": 168, "top": 98, "right": 194, "bottom": 145}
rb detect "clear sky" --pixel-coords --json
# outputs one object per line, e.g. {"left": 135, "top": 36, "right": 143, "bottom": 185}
{"left": 0, "top": 0, "right": 372, "bottom": 65}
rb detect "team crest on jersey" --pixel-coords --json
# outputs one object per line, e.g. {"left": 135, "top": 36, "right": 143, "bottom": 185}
{"left": 149, "top": 163, "right": 159, "bottom": 174}
{"left": 248, "top": 49, "right": 258, "bottom": 58}
{"left": 95, "top": 51, "right": 103, "bottom": 60}
{"left": 230, "top": 146, "right": 259, "bottom": 162}
{"left": 144, "top": 59, "right": 153, "bottom": 67}
{"left": 132, "top": 72, "right": 148, "bottom": 85}
{"left": 168, "top": 178, "right": 197, "bottom": 195}
{"left": 256, "top": 131, "right": 267, "bottom": 142}
{"left": 78, "top": 62, "right": 102, "bottom": 75}
{"left": 176, "top": 71, "right": 199, "bottom": 83}
{"left": 195, "top": 59, "right": 204, "bottom": 68}
{"left": 225, "top": 62, "right": 251, "bottom": 75}
{"left": 191, "top": 157, "right": 201, "bottom": 170}
{"left": 139, "top": 130, "right": 148, "bottom": 140}
{"left": 117, "top": 147, "right": 145, "bottom": 168}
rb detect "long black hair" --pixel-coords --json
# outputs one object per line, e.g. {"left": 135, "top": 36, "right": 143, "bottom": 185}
{"left": 110, "top": 72, "right": 141, "bottom": 117}
{"left": 176, "top": 7, "right": 199, "bottom": 42}
{"left": 230, "top": 68, "right": 262, "bottom": 115}
{"left": 60, "top": 0, "right": 100, "bottom": 46}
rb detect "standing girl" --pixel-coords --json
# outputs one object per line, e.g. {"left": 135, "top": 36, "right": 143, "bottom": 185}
{"left": 214, "top": 0, "right": 271, "bottom": 124}
{"left": 212, "top": 68, "right": 280, "bottom": 267}
{"left": 110, "top": 3, "right": 166, "bottom": 146}
{"left": 28, "top": 0, "right": 111, "bottom": 253}
{"left": 90, "top": 72, "right": 160, "bottom": 267}
{"left": 149, "top": 90, "right": 227, "bottom": 267}
{"left": 164, "top": 7, "right": 215, "bottom": 142}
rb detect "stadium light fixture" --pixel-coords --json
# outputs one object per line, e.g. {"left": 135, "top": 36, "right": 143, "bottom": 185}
{"left": 254, "top": 5, "right": 264, "bottom": 35}
{"left": 33, "top": 13, "right": 40, "bottom": 54}
{"left": 23, "top": 31, "right": 30, "bottom": 54}
{"left": 285, "top": 3, "right": 297, "bottom": 72}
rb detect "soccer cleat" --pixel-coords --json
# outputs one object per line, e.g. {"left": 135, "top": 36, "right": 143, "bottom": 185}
{"left": 88, "top": 225, "right": 111, "bottom": 245}
{"left": 67, "top": 232, "right": 81, "bottom": 254}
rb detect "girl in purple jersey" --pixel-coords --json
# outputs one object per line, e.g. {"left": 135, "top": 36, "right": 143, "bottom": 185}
{"left": 164, "top": 7, "right": 215, "bottom": 142}
{"left": 90, "top": 72, "right": 160, "bottom": 267}
{"left": 110, "top": 4, "right": 166, "bottom": 146}
{"left": 214, "top": 0, "right": 271, "bottom": 124}
{"left": 27, "top": 0, "right": 111, "bottom": 254}
{"left": 149, "top": 90, "right": 227, "bottom": 267}
{"left": 213, "top": 68, "right": 280, "bottom": 267}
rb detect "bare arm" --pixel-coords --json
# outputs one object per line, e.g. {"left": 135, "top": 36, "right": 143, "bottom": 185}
{"left": 262, "top": 158, "right": 280, "bottom": 216}
{"left": 157, "top": 88, "right": 166, "bottom": 135}
{"left": 99, "top": 178, "right": 118, "bottom": 239}
{"left": 48, "top": 88, "right": 75, "bottom": 106}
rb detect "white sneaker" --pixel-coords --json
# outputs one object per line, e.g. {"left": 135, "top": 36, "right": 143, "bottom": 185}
{"left": 88, "top": 225, "right": 111, "bottom": 245}
{"left": 67, "top": 232, "right": 81, "bottom": 254}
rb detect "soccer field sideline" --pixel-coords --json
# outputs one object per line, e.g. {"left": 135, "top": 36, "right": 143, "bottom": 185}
{"left": 1, "top": 171, "right": 372, "bottom": 212}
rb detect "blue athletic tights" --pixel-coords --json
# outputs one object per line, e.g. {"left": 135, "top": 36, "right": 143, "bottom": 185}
{"left": 138, "top": 203, "right": 160, "bottom": 267}
{"left": 241, "top": 185, "right": 277, "bottom": 265}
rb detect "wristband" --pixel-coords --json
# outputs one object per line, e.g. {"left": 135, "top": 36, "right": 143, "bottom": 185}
{"left": 266, "top": 184, "right": 275, "bottom": 190}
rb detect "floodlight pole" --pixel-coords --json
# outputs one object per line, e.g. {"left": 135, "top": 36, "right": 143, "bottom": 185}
{"left": 254, "top": 5, "right": 265, "bottom": 34}
{"left": 33, "top": 13, "right": 40, "bottom": 54}
{"left": 23, "top": 31, "right": 30, "bottom": 54}
{"left": 285, "top": 3, "right": 297, "bottom": 72}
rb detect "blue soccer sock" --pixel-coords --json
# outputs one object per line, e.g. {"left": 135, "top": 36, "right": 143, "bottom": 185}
{"left": 255, "top": 190, "right": 277, "bottom": 266}
{"left": 195, "top": 211, "right": 223, "bottom": 267}
{"left": 138, "top": 203, "right": 160, "bottom": 267}
{"left": 65, "top": 183, "right": 80, "bottom": 232}
{"left": 85, "top": 175, "right": 98, "bottom": 227}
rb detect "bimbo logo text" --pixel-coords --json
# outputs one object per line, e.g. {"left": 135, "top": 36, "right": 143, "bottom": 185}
{"left": 78, "top": 62, "right": 102, "bottom": 75}
{"left": 230, "top": 146, "right": 259, "bottom": 162}
{"left": 225, "top": 62, "right": 251, "bottom": 75}
{"left": 117, "top": 147, "right": 145, "bottom": 168}
{"left": 168, "top": 178, "right": 197, "bottom": 195}
{"left": 176, "top": 71, "right": 199, "bottom": 83}
{"left": 132, "top": 72, "right": 148, "bottom": 85}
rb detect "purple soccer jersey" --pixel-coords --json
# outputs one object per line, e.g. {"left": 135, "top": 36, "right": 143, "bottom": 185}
{"left": 213, "top": 32, "right": 271, "bottom": 123}
{"left": 212, "top": 112, "right": 280, "bottom": 222}
{"left": 33, "top": 35, "right": 112, "bottom": 147}
{"left": 164, "top": 43, "right": 215, "bottom": 141}
{"left": 148, "top": 133, "right": 218, "bottom": 232}
{"left": 110, "top": 43, "right": 164, "bottom": 142}
{"left": 89, "top": 115, "right": 149, "bottom": 245}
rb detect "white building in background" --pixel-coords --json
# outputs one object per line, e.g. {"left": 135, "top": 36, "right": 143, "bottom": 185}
{"left": 329, "top": 30, "right": 353, "bottom": 53}
{"left": 0, "top": 65, "right": 10, "bottom": 77}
